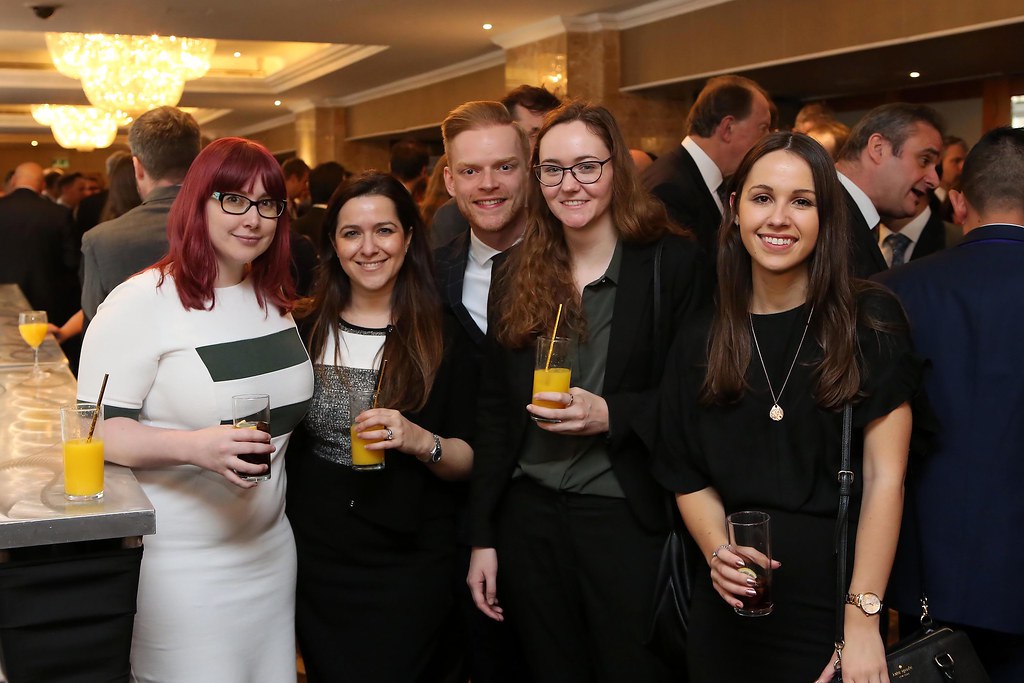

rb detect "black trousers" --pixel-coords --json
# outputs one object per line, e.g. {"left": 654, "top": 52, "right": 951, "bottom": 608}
{"left": 496, "top": 477, "right": 674, "bottom": 683}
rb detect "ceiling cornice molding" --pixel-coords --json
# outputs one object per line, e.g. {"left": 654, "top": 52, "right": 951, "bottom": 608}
{"left": 265, "top": 44, "right": 389, "bottom": 93}
{"left": 233, "top": 112, "right": 297, "bottom": 138}
{"left": 323, "top": 50, "right": 505, "bottom": 108}
{"left": 191, "top": 108, "right": 233, "bottom": 126}
{"left": 489, "top": 0, "right": 735, "bottom": 48}
{"left": 0, "top": 68, "right": 82, "bottom": 91}
{"left": 613, "top": 0, "right": 734, "bottom": 31}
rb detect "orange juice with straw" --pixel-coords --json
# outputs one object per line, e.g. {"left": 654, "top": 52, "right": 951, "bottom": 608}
{"left": 532, "top": 304, "right": 572, "bottom": 422}
{"left": 63, "top": 437, "right": 105, "bottom": 499}
{"left": 533, "top": 368, "right": 571, "bottom": 409}
{"left": 350, "top": 424, "right": 386, "bottom": 468}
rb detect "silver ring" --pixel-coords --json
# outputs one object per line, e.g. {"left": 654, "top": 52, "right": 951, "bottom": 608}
{"left": 711, "top": 543, "right": 730, "bottom": 560}
{"left": 567, "top": 393, "right": 574, "bottom": 407}
{"left": 385, "top": 428, "right": 394, "bottom": 441}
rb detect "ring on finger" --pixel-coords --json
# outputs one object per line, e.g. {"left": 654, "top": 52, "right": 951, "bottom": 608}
{"left": 711, "top": 543, "right": 731, "bottom": 560}
{"left": 567, "top": 393, "right": 574, "bottom": 407}
{"left": 385, "top": 428, "right": 394, "bottom": 441}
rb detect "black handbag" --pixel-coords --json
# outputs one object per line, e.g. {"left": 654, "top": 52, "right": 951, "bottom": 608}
{"left": 644, "top": 239, "right": 691, "bottom": 671}
{"left": 833, "top": 405, "right": 989, "bottom": 682}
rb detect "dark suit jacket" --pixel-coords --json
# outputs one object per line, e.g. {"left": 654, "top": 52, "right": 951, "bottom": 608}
{"left": 841, "top": 186, "right": 888, "bottom": 278}
{"left": 907, "top": 195, "right": 961, "bottom": 262}
{"left": 429, "top": 198, "right": 470, "bottom": 250}
{"left": 642, "top": 145, "right": 722, "bottom": 264}
{"left": 291, "top": 205, "right": 327, "bottom": 247}
{"left": 0, "top": 188, "right": 79, "bottom": 323}
{"left": 81, "top": 185, "right": 178, "bottom": 322}
{"left": 467, "top": 235, "right": 706, "bottom": 547}
{"left": 433, "top": 231, "right": 485, "bottom": 345}
{"left": 76, "top": 189, "right": 108, "bottom": 236}
{"left": 876, "top": 224, "right": 1024, "bottom": 635}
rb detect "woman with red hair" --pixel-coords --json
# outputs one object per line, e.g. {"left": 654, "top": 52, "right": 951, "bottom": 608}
{"left": 78, "top": 137, "right": 314, "bottom": 682}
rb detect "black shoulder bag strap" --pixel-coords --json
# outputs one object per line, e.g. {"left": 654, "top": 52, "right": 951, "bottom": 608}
{"left": 833, "top": 403, "right": 854, "bottom": 672}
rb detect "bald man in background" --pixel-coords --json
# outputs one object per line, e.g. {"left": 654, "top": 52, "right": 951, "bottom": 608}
{"left": 0, "top": 162, "right": 79, "bottom": 325}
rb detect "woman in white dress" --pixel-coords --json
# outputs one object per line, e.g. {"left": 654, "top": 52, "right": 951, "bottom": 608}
{"left": 77, "top": 137, "right": 314, "bottom": 682}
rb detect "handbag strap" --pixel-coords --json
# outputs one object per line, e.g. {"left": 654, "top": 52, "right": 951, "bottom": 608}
{"left": 653, "top": 239, "right": 664, "bottom": 366}
{"left": 833, "top": 403, "right": 854, "bottom": 662}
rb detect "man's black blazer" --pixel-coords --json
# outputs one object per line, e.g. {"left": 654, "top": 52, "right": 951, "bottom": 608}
{"left": 0, "top": 188, "right": 79, "bottom": 323}
{"left": 434, "top": 231, "right": 485, "bottom": 345}
{"left": 841, "top": 187, "right": 888, "bottom": 279}
{"left": 642, "top": 145, "right": 722, "bottom": 263}
{"left": 467, "top": 235, "right": 706, "bottom": 548}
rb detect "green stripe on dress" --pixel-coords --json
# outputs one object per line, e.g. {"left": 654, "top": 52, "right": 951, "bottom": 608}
{"left": 196, "top": 328, "right": 308, "bottom": 382}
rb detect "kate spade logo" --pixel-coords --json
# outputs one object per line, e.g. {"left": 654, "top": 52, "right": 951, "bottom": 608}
{"left": 891, "top": 663, "right": 913, "bottom": 679}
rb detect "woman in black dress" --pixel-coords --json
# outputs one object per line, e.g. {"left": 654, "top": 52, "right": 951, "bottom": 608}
{"left": 287, "top": 172, "right": 476, "bottom": 682}
{"left": 654, "top": 132, "right": 922, "bottom": 683}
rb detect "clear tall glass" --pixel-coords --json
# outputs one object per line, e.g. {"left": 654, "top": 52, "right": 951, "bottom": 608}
{"left": 727, "top": 510, "right": 774, "bottom": 616}
{"left": 18, "top": 310, "right": 49, "bottom": 384}
{"left": 232, "top": 393, "right": 272, "bottom": 482}
{"left": 532, "top": 336, "right": 572, "bottom": 423}
{"left": 350, "top": 387, "right": 385, "bottom": 471}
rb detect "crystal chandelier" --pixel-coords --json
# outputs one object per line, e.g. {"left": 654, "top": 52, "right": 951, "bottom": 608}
{"left": 31, "top": 104, "right": 132, "bottom": 151}
{"left": 46, "top": 33, "right": 216, "bottom": 116}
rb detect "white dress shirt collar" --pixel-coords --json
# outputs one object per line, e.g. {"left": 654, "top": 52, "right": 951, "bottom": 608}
{"left": 836, "top": 171, "right": 881, "bottom": 230}
{"left": 682, "top": 136, "right": 724, "bottom": 213}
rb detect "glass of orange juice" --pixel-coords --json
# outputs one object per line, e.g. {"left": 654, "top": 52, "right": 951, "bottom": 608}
{"left": 18, "top": 310, "right": 49, "bottom": 384}
{"left": 350, "top": 387, "right": 385, "bottom": 471}
{"left": 60, "top": 403, "right": 105, "bottom": 501}
{"left": 532, "top": 336, "right": 572, "bottom": 423}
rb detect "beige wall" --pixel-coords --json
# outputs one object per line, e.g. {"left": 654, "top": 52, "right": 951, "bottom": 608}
{"left": 247, "top": 121, "right": 298, "bottom": 155}
{"left": 621, "top": 0, "right": 1024, "bottom": 89}
{"left": 0, "top": 142, "right": 130, "bottom": 181}
{"left": 346, "top": 64, "right": 505, "bottom": 140}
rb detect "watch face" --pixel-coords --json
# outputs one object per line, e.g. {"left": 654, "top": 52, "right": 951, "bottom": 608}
{"left": 861, "top": 593, "right": 882, "bottom": 614}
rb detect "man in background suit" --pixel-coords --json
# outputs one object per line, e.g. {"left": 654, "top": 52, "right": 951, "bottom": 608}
{"left": 834, "top": 103, "right": 944, "bottom": 277}
{"left": 878, "top": 194, "right": 961, "bottom": 268}
{"left": 642, "top": 74, "right": 772, "bottom": 266}
{"left": 433, "top": 100, "right": 531, "bottom": 683}
{"left": 292, "top": 161, "right": 348, "bottom": 247}
{"left": 0, "top": 162, "right": 78, "bottom": 324}
{"left": 877, "top": 126, "right": 1024, "bottom": 682}
{"left": 81, "top": 106, "right": 201, "bottom": 324}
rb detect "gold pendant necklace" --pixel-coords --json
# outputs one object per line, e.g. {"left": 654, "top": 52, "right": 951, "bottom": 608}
{"left": 749, "top": 306, "right": 813, "bottom": 422}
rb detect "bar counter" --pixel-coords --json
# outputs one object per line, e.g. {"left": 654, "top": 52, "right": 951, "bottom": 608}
{"left": 0, "top": 284, "right": 155, "bottom": 683}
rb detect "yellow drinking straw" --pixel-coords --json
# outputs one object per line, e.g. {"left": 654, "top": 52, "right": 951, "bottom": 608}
{"left": 372, "top": 359, "right": 388, "bottom": 408}
{"left": 87, "top": 373, "right": 109, "bottom": 443}
{"left": 544, "top": 304, "right": 564, "bottom": 371}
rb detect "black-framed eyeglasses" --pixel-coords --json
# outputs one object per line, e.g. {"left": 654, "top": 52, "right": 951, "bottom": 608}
{"left": 211, "top": 191, "right": 287, "bottom": 219}
{"left": 533, "top": 157, "right": 612, "bottom": 187}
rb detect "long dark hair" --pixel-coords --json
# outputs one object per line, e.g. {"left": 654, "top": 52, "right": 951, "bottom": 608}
{"left": 494, "top": 100, "right": 682, "bottom": 349}
{"left": 153, "top": 137, "right": 293, "bottom": 313}
{"left": 702, "top": 132, "right": 862, "bottom": 408}
{"left": 301, "top": 172, "right": 442, "bottom": 412}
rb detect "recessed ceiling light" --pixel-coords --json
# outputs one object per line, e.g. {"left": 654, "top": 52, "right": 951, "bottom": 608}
{"left": 233, "top": 51, "right": 242, "bottom": 58}
{"left": 31, "top": 140, "right": 38, "bottom": 147}
{"left": 909, "top": 71, "right": 921, "bottom": 78}
{"left": 482, "top": 23, "right": 493, "bottom": 30}
{"left": 274, "top": 100, "right": 282, "bottom": 107}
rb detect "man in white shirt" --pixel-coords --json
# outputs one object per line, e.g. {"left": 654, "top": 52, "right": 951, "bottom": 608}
{"left": 435, "top": 100, "right": 530, "bottom": 344}
{"left": 834, "top": 102, "right": 945, "bottom": 276}
{"left": 642, "top": 74, "right": 772, "bottom": 267}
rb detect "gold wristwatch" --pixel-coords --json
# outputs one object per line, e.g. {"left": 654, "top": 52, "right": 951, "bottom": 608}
{"left": 846, "top": 592, "right": 883, "bottom": 615}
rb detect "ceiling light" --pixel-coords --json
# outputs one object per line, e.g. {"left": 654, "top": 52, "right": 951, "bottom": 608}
{"left": 274, "top": 100, "right": 282, "bottom": 106}
{"left": 30, "top": 104, "right": 130, "bottom": 151}
{"left": 909, "top": 71, "right": 921, "bottom": 78}
{"left": 31, "top": 140, "right": 39, "bottom": 147}
{"left": 46, "top": 32, "right": 216, "bottom": 116}
{"left": 233, "top": 51, "right": 241, "bottom": 58}
{"left": 482, "top": 23, "right": 493, "bottom": 30}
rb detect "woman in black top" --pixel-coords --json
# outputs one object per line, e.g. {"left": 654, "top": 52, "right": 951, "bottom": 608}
{"left": 654, "top": 132, "right": 923, "bottom": 683}
{"left": 466, "top": 101, "right": 705, "bottom": 683}
{"left": 287, "top": 172, "right": 476, "bottom": 682}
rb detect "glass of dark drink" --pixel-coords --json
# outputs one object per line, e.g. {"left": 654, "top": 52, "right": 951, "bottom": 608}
{"left": 232, "top": 393, "right": 272, "bottom": 482}
{"left": 727, "top": 511, "right": 773, "bottom": 616}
